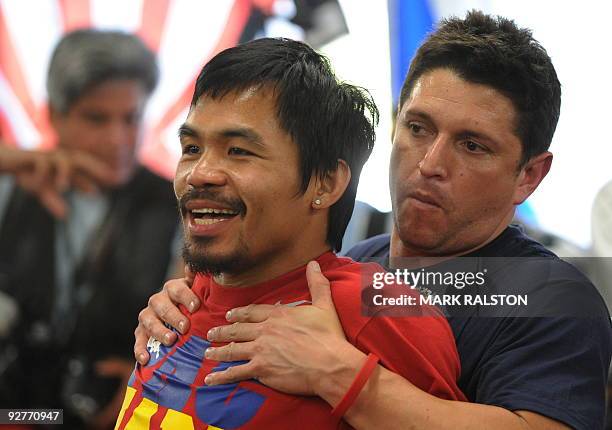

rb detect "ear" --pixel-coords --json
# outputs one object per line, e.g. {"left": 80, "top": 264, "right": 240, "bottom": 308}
{"left": 512, "top": 151, "right": 553, "bottom": 205}
{"left": 311, "top": 159, "right": 351, "bottom": 209}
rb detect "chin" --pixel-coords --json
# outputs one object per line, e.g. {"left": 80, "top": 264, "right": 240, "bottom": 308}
{"left": 398, "top": 221, "right": 446, "bottom": 251}
{"left": 183, "top": 240, "right": 251, "bottom": 275}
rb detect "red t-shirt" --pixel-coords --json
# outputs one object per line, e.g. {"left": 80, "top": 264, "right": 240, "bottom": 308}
{"left": 116, "top": 253, "right": 465, "bottom": 429}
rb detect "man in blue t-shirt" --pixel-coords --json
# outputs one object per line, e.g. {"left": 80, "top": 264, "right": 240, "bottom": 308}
{"left": 133, "top": 11, "right": 611, "bottom": 430}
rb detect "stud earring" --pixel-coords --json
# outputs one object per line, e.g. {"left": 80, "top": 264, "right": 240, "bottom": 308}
{"left": 314, "top": 198, "right": 322, "bottom": 205}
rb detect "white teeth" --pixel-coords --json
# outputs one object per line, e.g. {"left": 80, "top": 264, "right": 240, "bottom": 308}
{"left": 194, "top": 218, "right": 228, "bottom": 225}
{"left": 191, "top": 208, "right": 238, "bottom": 215}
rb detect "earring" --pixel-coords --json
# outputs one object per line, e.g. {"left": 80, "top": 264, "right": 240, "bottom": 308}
{"left": 314, "top": 198, "right": 322, "bottom": 205}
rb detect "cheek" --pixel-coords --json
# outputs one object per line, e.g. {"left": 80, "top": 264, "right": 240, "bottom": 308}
{"left": 173, "top": 164, "right": 191, "bottom": 198}
{"left": 390, "top": 145, "right": 419, "bottom": 189}
{"left": 242, "top": 176, "right": 304, "bottom": 222}
{"left": 452, "top": 172, "right": 516, "bottom": 215}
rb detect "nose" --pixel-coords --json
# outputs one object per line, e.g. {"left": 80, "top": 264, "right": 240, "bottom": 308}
{"left": 186, "top": 149, "right": 228, "bottom": 188}
{"left": 418, "top": 134, "right": 450, "bottom": 179}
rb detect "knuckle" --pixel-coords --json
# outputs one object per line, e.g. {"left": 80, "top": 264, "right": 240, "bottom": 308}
{"left": 140, "top": 317, "right": 152, "bottom": 331}
{"left": 251, "top": 340, "right": 265, "bottom": 355}
{"left": 147, "top": 294, "right": 157, "bottom": 308}
{"left": 227, "top": 341, "right": 235, "bottom": 361}
{"left": 259, "top": 321, "right": 272, "bottom": 336}
{"left": 244, "top": 304, "right": 256, "bottom": 319}
{"left": 158, "top": 303, "right": 171, "bottom": 319}
{"left": 162, "top": 280, "right": 173, "bottom": 293}
{"left": 228, "top": 322, "right": 239, "bottom": 339}
{"left": 249, "top": 359, "right": 263, "bottom": 374}
{"left": 270, "top": 307, "right": 287, "bottom": 321}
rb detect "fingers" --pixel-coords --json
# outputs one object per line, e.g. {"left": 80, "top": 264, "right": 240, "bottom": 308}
{"left": 207, "top": 322, "right": 261, "bottom": 342}
{"left": 69, "top": 150, "right": 117, "bottom": 186}
{"left": 204, "top": 361, "right": 257, "bottom": 386}
{"left": 30, "top": 151, "right": 52, "bottom": 187}
{"left": 71, "top": 171, "right": 100, "bottom": 194}
{"left": 205, "top": 341, "right": 253, "bottom": 362}
{"left": 225, "top": 303, "right": 276, "bottom": 323}
{"left": 137, "top": 306, "right": 177, "bottom": 347}
{"left": 306, "top": 261, "right": 334, "bottom": 309}
{"left": 164, "top": 278, "right": 200, "bottom": 313}
{"left": 52, "top": 151, "right": 71, "bottom": 192}
{"left": 152, "top": 284, "right": 192, "bottom": 333}
{"left": 134, "top": 325, "right": 151, "bottom": 365}
{"left": 37, "top": 188, "right": 67, "bottom": 219}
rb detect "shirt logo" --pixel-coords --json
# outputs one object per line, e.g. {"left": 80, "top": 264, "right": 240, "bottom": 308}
{"left": 146, "top": 336, "right": 162, "bottom": 360}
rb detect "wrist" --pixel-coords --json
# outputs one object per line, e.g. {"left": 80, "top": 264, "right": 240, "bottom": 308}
{"left": 313, "top": 340, "right": 367, "bottom": 406}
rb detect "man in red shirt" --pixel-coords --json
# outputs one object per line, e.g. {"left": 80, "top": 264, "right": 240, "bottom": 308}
{"left": 116, "top": 38, "right": 463, "bottom": 429}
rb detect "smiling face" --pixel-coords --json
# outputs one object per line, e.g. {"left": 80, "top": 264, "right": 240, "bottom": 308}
{"left": 51, "top": 79, "right": 147, "bottom": 187}
{"left": 390, "top": 68, "right": 539, "bottom": 257}
{"left": 175, "top": 88, "right": 328, "bottom": 285}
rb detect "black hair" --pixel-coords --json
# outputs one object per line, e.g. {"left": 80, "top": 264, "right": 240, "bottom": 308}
{"left": 400, "top": 10, "right": 561, "bottom": 167}
{"left": 191, "top": 37, "right": 379, "bottom": 251}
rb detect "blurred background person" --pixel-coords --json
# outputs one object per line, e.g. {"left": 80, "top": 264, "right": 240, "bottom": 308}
{"left": 0, "top": 29, "right": 179, "bottom": 429}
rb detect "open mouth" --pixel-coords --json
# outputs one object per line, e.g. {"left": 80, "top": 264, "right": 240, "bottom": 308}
{"left": 190, "top": 208, "right": 240, "bottom": 225}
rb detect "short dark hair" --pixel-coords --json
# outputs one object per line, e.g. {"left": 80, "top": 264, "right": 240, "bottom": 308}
{"left": 47, "top": 29, "right": 158, "bottom": 113}
{"left": 191, "top": 37, "right": 379, "bottom": 251}
{"left": 400, "top": 10, "right": 561, "bottom": 167}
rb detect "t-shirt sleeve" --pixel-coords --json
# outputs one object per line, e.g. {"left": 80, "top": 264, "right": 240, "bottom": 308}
{"left": 354, "top": 314, "right": 466, "bottom": 401}
{"left": 472, "top": 315, "right": 611, "bottom": 430}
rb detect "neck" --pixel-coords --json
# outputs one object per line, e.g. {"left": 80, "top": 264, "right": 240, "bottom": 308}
{"left": 214, "top": 242, "right": 332, "bottom": 287}
{"left": 390, "top": 211, "right": 514, "bottom": 260}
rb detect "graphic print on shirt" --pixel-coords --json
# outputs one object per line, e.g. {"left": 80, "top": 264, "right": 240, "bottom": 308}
{"left": 117, "top": 333, "right": 266, "bottom": 429}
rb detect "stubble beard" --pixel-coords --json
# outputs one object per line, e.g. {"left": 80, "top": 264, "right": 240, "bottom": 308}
{"left": 182, "top": 233, "right": 252, "bottom": 277}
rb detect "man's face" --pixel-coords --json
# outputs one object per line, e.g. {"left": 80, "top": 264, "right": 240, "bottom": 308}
{"left": 52, "top": 79, "right": 147, "bottom": 187}
{"left": 175, "top": 89, "right": 316, "bottom": 282}
{"left": 390, "top": 68, "right": 526, "bottom": 256}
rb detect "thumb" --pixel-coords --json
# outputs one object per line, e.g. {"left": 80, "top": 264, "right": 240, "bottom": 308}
{"left": 306, "top": 261, "right": 334, "bottom": 309}
{"left": 184, "top": 264, "right": 195, "bottom": 284}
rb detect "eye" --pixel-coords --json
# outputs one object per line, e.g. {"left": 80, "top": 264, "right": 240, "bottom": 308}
{"left": 182, "top": 144, "right": 200, "bottom": 155}
{"left": 124, "top": 112, "right": 141, "bottom": 126}
{"left": 228, "top": 147, "right": 253, "bottom": 156}
{"left": 407, "top": 122, "right": 428, "bottom": 136}
{"left": 462, "top": 140, "right": 487, "bottom": 153}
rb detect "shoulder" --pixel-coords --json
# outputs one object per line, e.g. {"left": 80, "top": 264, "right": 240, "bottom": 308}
{"left": 477, "top": 224, "right": 556, "bottom": 258}
{"left": 326, "top": 258, "right": 455, "bottom": 350}
{"left": 324, "top": 258, "right": 463, "bottom": 399}
{"left": 324, "top": 258, "right": 385, "bottom": 340}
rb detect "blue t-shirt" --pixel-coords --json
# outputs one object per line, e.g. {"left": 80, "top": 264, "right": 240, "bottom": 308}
{"left": 345, "top": 225, "right": 612, "bottom": 430}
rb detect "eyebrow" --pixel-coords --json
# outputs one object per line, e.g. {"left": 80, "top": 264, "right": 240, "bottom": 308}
{"left": 220, "top": 127, "right": 265, "bottom": 148}
{"left": 178, "top": 124, "right": 265, "bottom": 148}
{"left": 402, "top": 108, "right": 434, "bottom": 123}
{"left": 178, "top": 124, "right": 198, "bottom": 139}
{"left": 403, "top": 108, "right": 499, "bottom": 146}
